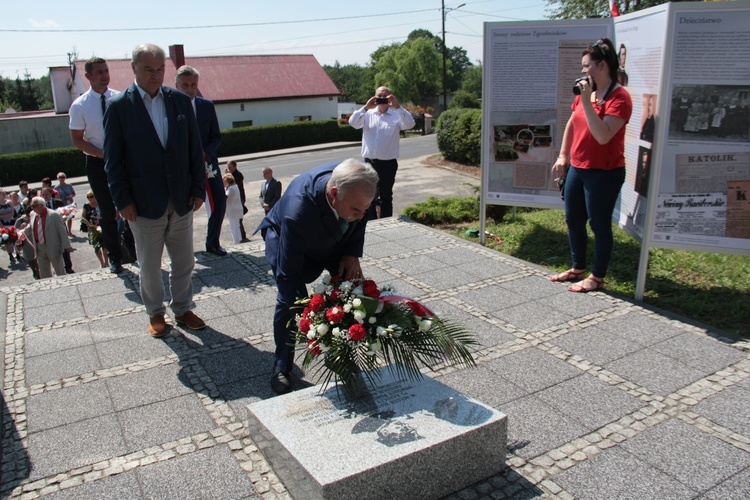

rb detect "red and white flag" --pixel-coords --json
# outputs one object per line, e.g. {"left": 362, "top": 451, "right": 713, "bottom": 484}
{"left": 610, "top": 0, "right": 621, "bottom": 17}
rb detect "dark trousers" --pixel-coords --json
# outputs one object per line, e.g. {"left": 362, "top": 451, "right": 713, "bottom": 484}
{"left": 563, "top": 166, "right": 626, "bottom": 278}
{"left": 364, "top": 158, "right": 398, "bottom": 219}
{"left": 85, "top": 156, "right": 122, "bottom": 263}
{"left": 205, "top": 163, "right": 227, "bottom": 249}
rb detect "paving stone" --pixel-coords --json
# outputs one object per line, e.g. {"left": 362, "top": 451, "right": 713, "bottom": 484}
{"left": 702, "top": 465, "right": 750, "bottom": 500}
{"left": 24, "top": 325, "right": 94, "bottom": 358}
{"left": 25, "top": 345, "right": 101, "bottom": 386}
{"left": 88, "top": 313, "right": 145, "bottom": 343}
{"left": 387, "top": 254, "right": 450, "bottom": 275}
{"left": 24, "top": 300, "right": 87, "bottom": 329}
{"left": 117, "top": 395, "right": 215, "bottom": 452}
{"left": 605, "top": 349, "right": 709, "bottom": 396}
{"left": 105, "top": 364, "right": 195, "bottom": 411}
{"left": 483, "top": 347, "right": 582, "bottom": 394}
{"left": 652, "top": 333, "right": 745, "bottom": 374}
{"left": 438, "top": 365, "right": 529, "bottom": 409}
{"left": 692, "top": 384, "right": 750, "bottom": 437}
{"left": 45, "top": 470, "right": 141, "bottom": 499}
{"left": 621, "top": 418, "right": 750, "bottom": 492}
{"left": 598, "top": 312, "right": 685, "bottom": 346}
{"left": 197, "top": 344, "right": 273, "bottom": 386}
{"left": 217, "top": 286, "right": 278, "bottom": 314}
{"left": 455, "top": 287, "right": 529, "bottom": 313}
{"left": 94, "top": 333, "right": 174, "bottom": 369}
{"left": 27, "top": 380, "right": 114, "bottom": 433}
{"left": 492, "top": 300, "right": 575, "bottom": 333}
{"left": 549, "top": 324, "right": 643, "bottom": 366}
{"left": 81, "top": 291, "right": 141, "bottom": 317}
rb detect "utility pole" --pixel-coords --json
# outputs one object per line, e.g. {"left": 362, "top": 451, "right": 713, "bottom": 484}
{"left": 441, "top": 1, "right": 465, "bottom": 113}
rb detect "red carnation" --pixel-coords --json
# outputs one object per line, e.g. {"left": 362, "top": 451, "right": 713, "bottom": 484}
{"left": 309, "top": 294, "right": 326, "bottom": 312}
{"left": 299, "top": 318, "right": 312, "bottom": 334}
{"left": 325, "top": 306, "right": 345, "bottom": 323}
{"left": 330, "top": 288, "right": 340, "bottom": 301}
{"left": 349, "top": 324, "right": 367, "bottom": 341}
{"left": 307, "top": 340, "right": 321, "bottom": 356}
{"left": 363, "top": 280, "right": 380, "bottom": 298}
{"left": 302, "top": 307, "right": 312, "bottom": 318}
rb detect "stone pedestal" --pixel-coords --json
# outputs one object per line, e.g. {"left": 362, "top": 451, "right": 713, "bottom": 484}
{"left": 247, "top": 367, "right": 507, "bottom": 499}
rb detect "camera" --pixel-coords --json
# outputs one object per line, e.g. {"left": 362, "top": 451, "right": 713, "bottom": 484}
{"left": 572, "top": 76, "right": 589, "bottom": 95}
{"left": 375, "top": 97, "right": 389, "bottom": 104}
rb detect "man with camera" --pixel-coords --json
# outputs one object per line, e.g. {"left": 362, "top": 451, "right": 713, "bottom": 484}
{"left": 348, "top": 86, "right": 415, "bottom": 219}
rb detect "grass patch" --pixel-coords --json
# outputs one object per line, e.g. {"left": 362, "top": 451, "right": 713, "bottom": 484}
{"left": 410, "top": 202, "right": 750, "bottom": 337}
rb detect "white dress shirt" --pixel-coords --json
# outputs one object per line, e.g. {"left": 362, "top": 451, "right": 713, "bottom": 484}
{"left": 348, "top": 106, "right": 416, "bottom": 161}
{"left": 68, "top": 87, "right": 120, "bottom": 153}
{"left": 135, "top": 83, "right": 168, "bottom": 148}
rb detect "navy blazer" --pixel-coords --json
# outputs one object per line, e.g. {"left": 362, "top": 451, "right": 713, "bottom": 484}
{"left": 258, "top": 162, "right": 368, "bottom": 307}
{"left": 104, "top": 83, "right": 205, "bottom": 219}
{"left": 195, "top": 96, "right": 221, "bottom": 168}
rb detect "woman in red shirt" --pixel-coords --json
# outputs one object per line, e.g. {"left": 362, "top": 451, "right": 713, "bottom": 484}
{"left": 551, "top": 38, "right": 632, "bottom": 292}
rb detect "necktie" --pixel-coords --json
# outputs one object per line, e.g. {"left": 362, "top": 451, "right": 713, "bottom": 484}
{"left": 101, "top": 94, "right": 106, "bottom": 117}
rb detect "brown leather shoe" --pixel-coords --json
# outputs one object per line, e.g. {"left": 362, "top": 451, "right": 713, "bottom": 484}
{"left": 174, "top": 311, "right": 206, "bottom": 330}
{"left": 148, "top": 315, "right": 168, "bottom": 338}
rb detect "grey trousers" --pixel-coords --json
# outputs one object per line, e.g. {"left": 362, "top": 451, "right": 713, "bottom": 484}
{"left": 36, "top": 241, "right": 66, "bottom": 279}
{"left": 129, "top": 202, "right": 195, "bottom": 317}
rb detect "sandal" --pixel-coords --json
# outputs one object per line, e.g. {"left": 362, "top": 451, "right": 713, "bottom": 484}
{"left": 550, "top": 268, "right": 586, "bottom": 282}
{"left": 568, "top": 276, "right": 604, "bottom": 293}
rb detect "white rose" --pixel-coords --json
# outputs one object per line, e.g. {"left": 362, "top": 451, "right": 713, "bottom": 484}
{"left": 353, "top": 310, "right": 366, "bottom": 323}
{"left": 306, "top": 330, "right": 316, "bottom": 340}
{"left": 352, "top": 298, "right": 362, "bottom": 308}
{"left": 343, "top": 304, "right": 352, "bottom": 313}
{"left": 368, "top": 316, "right": 377, "bottom": 324}
{"left": 332, "top": 327, "right": 341, "bottom": 337}
{"left": 316, "top": 323, "right": 329, "bottom": 335}
{"left": 419, "top": 319, "right": 433, "bottom": 332}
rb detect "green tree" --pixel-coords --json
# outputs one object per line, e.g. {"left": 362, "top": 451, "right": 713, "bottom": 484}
{"left": 372, "top": 36, "right": 442, "bottom": 106}
{"left": 324, "top": 61, "right": 373, "bottom": 103}
{"left": 545, "top": 0, "right": 667, "bottom": 19}
{"left": 460, "top": 63, "right": 482, "bottom": 99}
{"left": 449, "top": 90, "right": 480, "bottom": 109}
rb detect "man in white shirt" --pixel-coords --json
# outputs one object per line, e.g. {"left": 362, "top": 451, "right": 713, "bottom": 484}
{"left": 69, "top": 57, "right": 124, "bottom": 274}
{"left": 348, "top": 86, "right": 415, "bottom": 219}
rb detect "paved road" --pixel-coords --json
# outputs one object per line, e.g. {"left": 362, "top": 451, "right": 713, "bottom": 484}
{"left": 0, "top": 136, "right": 462, "bottom": 288}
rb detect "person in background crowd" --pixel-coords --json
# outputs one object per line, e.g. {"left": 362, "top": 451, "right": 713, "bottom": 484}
{"left": 23, "top": 196, "right": 72, "bottom": 278}
{"left": 69, "top": 56, "right": 124, "bottom": 274}
{"left": 223, "top": 173, "right": 244, "bottom": 245}
{"left": 226, "top": 160, "right": 249, "bottom": 242}
{"left": 259, "top": 167, "right": 282, "bottom": 240}
{"left": 55, "top": 172, "right": 76, "bottom": 236}
{"left": 550, "top": 38, "right": 632, "bottom": 293}
{"left": 0, "top": 188, "right": 20, "bottom": 263}
{"left": 18, "top": 181, "right": 30, "bottom": 203}
{"left": 80, "top": 190, "right": 109, "bottom": 269}
{"left": 347, "top": 86, "right": 415, "bottom": 219}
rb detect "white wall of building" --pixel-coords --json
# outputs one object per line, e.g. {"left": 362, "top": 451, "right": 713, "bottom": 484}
{"left": 215, "top": 96, "right": 338, "bottom": 129}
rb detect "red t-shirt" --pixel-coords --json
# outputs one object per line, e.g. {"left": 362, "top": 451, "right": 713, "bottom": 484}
{"left": 569, "top": 86, "right": 632, "bottom": 170}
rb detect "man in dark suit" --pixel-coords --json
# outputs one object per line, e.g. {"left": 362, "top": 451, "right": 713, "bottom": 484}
{"left": 259, "top": 167, "right": 282, "bottom": 240}
{"left": 257, "top": 159, "right": 378, "bottom": 394}
{"left": 175, "top": 65, "right": 227, "bottom": 256}
{"left": 104, "top": 44, "right": 207, "bottom": 338}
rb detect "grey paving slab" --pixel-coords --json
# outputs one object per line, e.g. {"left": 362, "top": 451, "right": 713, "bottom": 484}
{"left": 23, "top": 287, "right": 81, "bottom": 309}
{"left": 24, "top": 325, "right": 94, "bottom": 357}
{"left": 218, "top": 377, "right": 280, "bottom": 421}
{"left": 430, "top": 246, "right": 489, "bottom": 266}
{"left": 193, "top": 295, "right": 235, "bottom": 321}
{"left": 455, "top": 286, "right": 530, "bottom": 313}
{"left": 412, "top": 266, "right": 481, "bottom": 289}
{"left": 94, "top": 331, "right": 175, "bottom": 368}
{"left": 45, "top": 470, "right": 143, "bottom": 499}
{"left": 27, "top": 380, "right": 115, "bottom": 432}
{"left": 195, "top": 269, "right": 257, "bottom": 293}
{"left": 105, "top": 364, "right": 195, "bottom": 411}
{"left": 703, "top": 466, "right": 750, "bottom": 500}
{"left": 371, "top": 226, "right": 426, "bottom": 242}
{"left": 25, "top": 344, "right": 102, "bottom": 386}
{"left": 604, "top": 349, "right": 709, "bottom": 395}
{"left": 88, "top": 312, "right": 147, "bottom": 342}
{"left": 375, "top": 277, "right": 429, "bottom": 299}
{"left": 387, "top": 254, "right": 451, "bottom": 275}
{"left": 180, "top": 314, "right": 261, "bottom": 344}
{"left": 536, "top": 373, "right": 647, "bottom": 429}
{"left": 652, "top": 332, "right": 745, "bottom": 373}
{"left": 454, "top": 258, "right": 519, "bottom": 280}
{"left": 198, "top": 344, "right": 273, "bottom": 386}
{"left": 492, "top": 299, "right": 575, "bottom": 332}
{"left": 118, "top": 394, "right": 215, "bottom": 452}
{"left": 236, "top": 306, "right": 275, "bottom": 336}
{"left": 692, "top": 384, "right": 750, "bottom": 438}
{"left": 549, "top": 324, "right": 644, "bottom": 366}
{"left": 545, "top": 286, "right": 614, "bottom": 317}
{"left": 598, "top": 311, "right": 686, "bottom": 346}
{"left": 81, "top": 290, "right": 141, "bottom": 316}
{"left": 437, "top": 365, "right": 528, "bottom": 409}
{"left": 137, "top": 445, "right": 259, "bottom": 499}
{"left": 76, "top": 276, "right": 136, "bottom": 298}
{"left": 502, "top": 394, "right": 588, "bottom": 459}
{"left": 621, "top": 418, "right": 750, "bottom": 493}
{"left": 395, "top": 234, "right": 447, "bottom": 251}
{"left": 193, "top": 256, "right": 248, "bottom": 276}
{"left": 217, "top": 286, "right": 278, "bottom": 314}
{"left": 27, "top": 414, "right": 127, "bottom": 480}
{"left": 484, "top": 347, "right": 582, "bottom": 394}
{"left": 498, "top": 275, "right": 565, "bottom": 299}
{"left": 424, "top": 299, "right": 516, "bottom": 348}
{"left": 555, "top": 446, "right": 697, "bottom": 499}
{"left": 24, "top": 300, "right": 87, "bottom": 328}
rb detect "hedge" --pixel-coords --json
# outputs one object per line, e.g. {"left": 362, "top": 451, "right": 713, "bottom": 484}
{"left": 0, "top": 119, "right": 363, "bottom": 187}
{"left": 435, "top": 108, "right": 481, "bottom": 166}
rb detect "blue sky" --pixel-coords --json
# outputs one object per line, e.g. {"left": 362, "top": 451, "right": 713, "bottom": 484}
{"left": 1, "top": 0, "right": 548, "bottom": 79}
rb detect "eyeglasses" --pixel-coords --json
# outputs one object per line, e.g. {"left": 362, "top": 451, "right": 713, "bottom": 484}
{"left": 31, "top": 203, "right": 43, "bottom": 208}
{"left": 87, "top": 195, "right": 95, "bottom": 199}
{"left": 591, "top": 39, "right": 607, "bottom": 54}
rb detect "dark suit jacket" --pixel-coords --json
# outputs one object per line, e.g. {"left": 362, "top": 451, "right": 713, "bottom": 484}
{"left": 104, "top": 83, "right": 205, "bottom": 219}
{"left": 195, "top": 96, "right": 221, "bottom": 168}
{"left": 257, "top": 162, "right": 367, "bottom": 308}
{"left": 261, "top": 177, "right": 282, "bottom": 213}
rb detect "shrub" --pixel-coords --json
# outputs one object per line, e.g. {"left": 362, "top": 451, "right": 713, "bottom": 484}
{"left": 0, "top": 148, "right": 84, "bottom": 187}
{"left": 435, "top": 108, "right": 481, "bottom": 166}
{"left": 403, "top": 191, "right": 508, "bottom": 226}
{"left": 449, "top": 90, "right": 480, "bottom": 109}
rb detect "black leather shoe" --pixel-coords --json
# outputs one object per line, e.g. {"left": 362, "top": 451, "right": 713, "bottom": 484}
{"left": 110, "top": 261, "right": 123, "bottom": 274}
{"left": 205, "top": 245, "right": 227, "bottom": 256}
{"left": 270, "top": 371, "right": 292, "bottom": 395}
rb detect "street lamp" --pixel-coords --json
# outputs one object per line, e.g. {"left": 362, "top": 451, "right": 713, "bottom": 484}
{"left": 442, "top": 1, "right": 465, "bottom": 112}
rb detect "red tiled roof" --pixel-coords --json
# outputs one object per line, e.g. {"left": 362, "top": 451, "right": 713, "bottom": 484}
{"left": 77, "top": 54, "right": 339, "bottom": 103}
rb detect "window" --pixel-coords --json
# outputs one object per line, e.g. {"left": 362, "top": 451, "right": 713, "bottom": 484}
{"left": 232, "top": 120, "right": 253, "bottom": 128}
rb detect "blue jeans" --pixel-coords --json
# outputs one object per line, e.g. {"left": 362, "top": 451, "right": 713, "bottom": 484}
{"left": 563, "top": 166, "right": 625, "bottom": 278}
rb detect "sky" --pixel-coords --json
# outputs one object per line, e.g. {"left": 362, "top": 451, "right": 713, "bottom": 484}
{"left": 1, "top": 0, "right": 549, "bottom": 79}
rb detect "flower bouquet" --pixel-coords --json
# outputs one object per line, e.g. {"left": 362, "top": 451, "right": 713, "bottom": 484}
{"left": 0, "top": 226, "right": 18, "bottom": 243}
{"left": 56, "top": 203, "right": 77, "bottom": 221}
{"left": 293, "top": 275, "right": 477, "bottom": 394}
